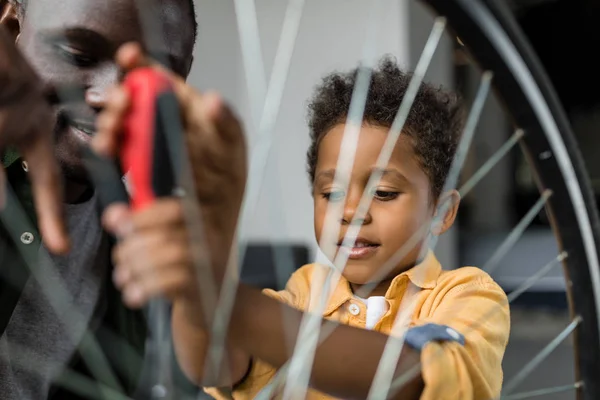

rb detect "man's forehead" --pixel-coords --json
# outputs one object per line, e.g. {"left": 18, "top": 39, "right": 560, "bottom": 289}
{"left": 24, "top": 0, "right": 193, "bottom": 64}
{"left": 25, "top": 0, "right": 189, "bottom": 34}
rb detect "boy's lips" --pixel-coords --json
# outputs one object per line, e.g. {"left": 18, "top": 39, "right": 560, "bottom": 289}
{"left": 337, "top": 237, "right": 380, "bottom": 260}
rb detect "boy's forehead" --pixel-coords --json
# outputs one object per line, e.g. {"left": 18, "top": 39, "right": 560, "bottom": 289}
{"left": 316, "top": 124, "right": 424, "bottom": 180}
{"left": 319, "top": 124, "right": 416, "bottom": 163}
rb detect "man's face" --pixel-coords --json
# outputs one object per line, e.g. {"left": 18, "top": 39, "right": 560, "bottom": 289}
{"left": 6, "top": 0, "right": 194, "bottom": 182}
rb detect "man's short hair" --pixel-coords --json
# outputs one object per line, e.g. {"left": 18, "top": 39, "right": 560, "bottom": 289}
{"left": 10, "top": 0, "right": 198, "bottom": 44}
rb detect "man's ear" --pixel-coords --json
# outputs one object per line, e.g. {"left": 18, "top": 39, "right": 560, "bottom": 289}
{"left": 0, "top": 1, "right": 21, "bottom": 41}
{"left": 431, "top": 189, "right": 461, "bottom": 236}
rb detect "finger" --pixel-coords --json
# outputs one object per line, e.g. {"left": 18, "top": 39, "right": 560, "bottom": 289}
{"left": 112, "top": 228, "right": 190, "bottom": 272}
{"left": 116, "top": 42, "right": 201, "bottom": 125}
{"left": 130, "top": 198, "right": 185, "bottom": 232}
{"left": 102, "top": 202, "right": 133, "bottom": 238}
{"left": 184, "top": 91, "right": 243, "bottom": 146}
{"left": 93, "top": 87, "right": 131, "bottom": 158}
{"left": 122, "top": 268, "right": 190, "bottom": 308}
{"left": 202, "top": 91, "right": 244, "bottom": 144}
{"left": 115, "top": 42, "right": 152, "bottom": 71}
{"left": 21, "top": 132, "right": 69, "bottom": 254}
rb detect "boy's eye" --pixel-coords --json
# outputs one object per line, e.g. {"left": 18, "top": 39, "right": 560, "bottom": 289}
{"left": 322, "top": 191, "right": 345, "bottom": 202}
{"left": 370, "top": 189, "right": 399, "bottom": 201}
{"left": 54, "top": 43, "right": 97, "bottom": 67}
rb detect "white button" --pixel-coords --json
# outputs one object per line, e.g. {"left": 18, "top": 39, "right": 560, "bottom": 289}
{"left": 20, "top": 232, "right": 34, "bottom": 244}
{"left": 348, "top": 303, "right": 360, "bottom": 316}
{"left": 446, "top": 327, "right": 460, "bottom": 340}
{"left": 21, "top": 161, "right": 28, "bottom": 172}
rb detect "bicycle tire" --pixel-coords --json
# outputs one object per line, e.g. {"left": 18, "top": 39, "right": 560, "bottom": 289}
{"left": 419, "top": 0, "right": 600, "bottom": 398}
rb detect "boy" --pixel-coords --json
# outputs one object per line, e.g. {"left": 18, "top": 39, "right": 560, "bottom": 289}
{"left": 101, "top": 52, "right": 510, "bottom": 399}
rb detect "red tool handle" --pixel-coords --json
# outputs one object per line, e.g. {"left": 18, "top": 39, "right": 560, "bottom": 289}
{"left": 121, "top": 68, "right": 177, "bottom": 210}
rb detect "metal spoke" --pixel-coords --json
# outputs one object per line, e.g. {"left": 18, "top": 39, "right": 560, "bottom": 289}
{"left": 254, "top": 114, "right": 533, "bottom": 399}
{"left": 459, "top": 129, "right": 524, "bottom": 197}
{"left": 257, "top": 16, "right": 447, "bottom": 399}
{"left": 129, "top": 1, "right": 222, "bottom": 394}
{"left": 507, "top": 252, "right": 566, "bottom": 303}
{"left": 207, "top": 0, "right": 306, "bottom": 379}
{"left": 468, "top": 0, "right": 600, "bottom": 340}
{"left": 367, "top": 69, "right": 494, "bottom": 400}
{"left": 283, "top": 16, "right": 448, "bottom": 400}
{"left": 233, "top": 0, "right": 267, "bottom": 128}
{"left": 383, "top": 252, "right": 570, "bottom": 397}
{"left": 483, "top": 190, "right": 552, "bottom": 275}
{"left": 501, "top": 317, "right": 581, "bottom": 396}
{"left": 277, "top": 1, "right": 388, "bottom": 396}
{"left": 0, "top": 185, "right": 124, "bottom": 393}
{"left": 501, "top": 382, "right": 582, "bottom": 400}
{"left": 443, "top": 71, "right": 493, "bottom": 194}
{"left": 0, "top": 340, "right": 130, "bottom": 400}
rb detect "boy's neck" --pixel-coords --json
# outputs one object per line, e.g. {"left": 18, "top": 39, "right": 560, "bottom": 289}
{"left": 350, "top": 278, "right": 394, "bottom": 298}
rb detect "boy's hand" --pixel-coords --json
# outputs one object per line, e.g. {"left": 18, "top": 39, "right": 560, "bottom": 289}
{"left": 105, "top": 199, "right": 201, "bottom": 312}
{"left": 96, "top": 42, "right": 247, "bottom": 288}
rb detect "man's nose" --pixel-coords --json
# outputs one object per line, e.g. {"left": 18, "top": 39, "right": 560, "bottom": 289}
{"left": 85, "top": 64, "right": 120, "bottom": 111}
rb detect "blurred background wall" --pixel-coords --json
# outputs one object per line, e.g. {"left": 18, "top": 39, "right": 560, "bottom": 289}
{"left": 188, "top": 2, "right": 599, "bottom": 397}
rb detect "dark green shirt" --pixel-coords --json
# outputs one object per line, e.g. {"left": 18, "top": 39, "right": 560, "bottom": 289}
{"left": 0, "top": 152, "right": 147, "bottom": 399}
{"left": 0, "top": 151, "right": 200, "bottom": 399}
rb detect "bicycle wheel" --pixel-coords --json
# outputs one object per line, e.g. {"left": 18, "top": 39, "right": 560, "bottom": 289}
{"left": 417, "top": 0, "right": 600, "bottom": 398}
{"left": 2, "top": 0, "right": 597, "bottom": 399}
{"left": 202, "top": 0, "right": 600, "bottom": 399}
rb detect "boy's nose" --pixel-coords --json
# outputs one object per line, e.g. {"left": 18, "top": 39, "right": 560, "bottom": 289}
{"left": 341, "top": 201, "right": 372, "bottom": 226}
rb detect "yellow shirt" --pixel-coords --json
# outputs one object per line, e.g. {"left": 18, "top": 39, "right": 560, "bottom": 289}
{"left": 207, "top": 251, "right": 510, "bottom": 399}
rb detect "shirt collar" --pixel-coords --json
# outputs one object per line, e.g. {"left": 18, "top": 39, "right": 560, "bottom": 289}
{"left": 321, "top": 250, "right": 442, "bottom": 316}
{"left": 2, "top": 148, "right": 21, "bottom": 168}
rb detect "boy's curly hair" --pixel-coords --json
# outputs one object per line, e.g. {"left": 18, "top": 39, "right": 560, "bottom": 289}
{"left": 306, "top": 56, "right": 465, "bottom": 200}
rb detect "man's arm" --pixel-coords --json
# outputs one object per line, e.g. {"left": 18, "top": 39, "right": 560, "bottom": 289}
{"left": 0, "top": 24, "right": 68, "bottom": 254}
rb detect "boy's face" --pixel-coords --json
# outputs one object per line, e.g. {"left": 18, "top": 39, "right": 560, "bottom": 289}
{"left": 1, "top": 0, "right": 194, "bottom": 182}
{"left": 313, "top": 123, "right": 452, "bottom": 291}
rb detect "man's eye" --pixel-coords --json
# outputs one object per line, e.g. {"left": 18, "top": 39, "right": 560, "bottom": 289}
{"left": 54, "top": 44, "right": 97, "bottom": 67}
{"left": 322, "top": 191, "right": 345, "bottom": 202}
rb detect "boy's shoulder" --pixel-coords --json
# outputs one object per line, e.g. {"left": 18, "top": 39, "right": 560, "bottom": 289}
{"left": 436, "top": 264, "right": 504, "bottom": 292}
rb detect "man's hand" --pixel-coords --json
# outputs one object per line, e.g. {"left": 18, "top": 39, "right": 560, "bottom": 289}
{"left": 0, "top": 26, "right": 68, "bottom": 254}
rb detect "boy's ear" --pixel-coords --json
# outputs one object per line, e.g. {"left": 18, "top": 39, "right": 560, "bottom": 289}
{"left": 431, "top": 189, "right": 461, "bottom": 236}
{"left": 1, "top": 1, "right": 21, "bottom": 41}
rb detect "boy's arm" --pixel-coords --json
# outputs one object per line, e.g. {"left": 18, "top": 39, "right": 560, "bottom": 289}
{"left": 223, "top": 269, "right": 508, "bottom": 400}
{"left": 227, "top": 284, "right": 424, "bottom": 400}
{"left": 171, "top": 300, "right": 251, "bottom": 388}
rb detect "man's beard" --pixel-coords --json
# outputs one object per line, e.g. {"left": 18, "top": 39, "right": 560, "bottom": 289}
{"left": 53, "top": 112, "right": 93, "bottom": 186}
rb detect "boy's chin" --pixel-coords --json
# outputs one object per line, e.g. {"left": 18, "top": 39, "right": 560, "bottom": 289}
{"left": 342, "top": 264, "right": 380, "bottom": 287}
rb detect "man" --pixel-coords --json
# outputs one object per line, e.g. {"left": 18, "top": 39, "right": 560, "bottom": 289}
{"left": 0, "top": 0, "right": 198, "bottom": 398}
